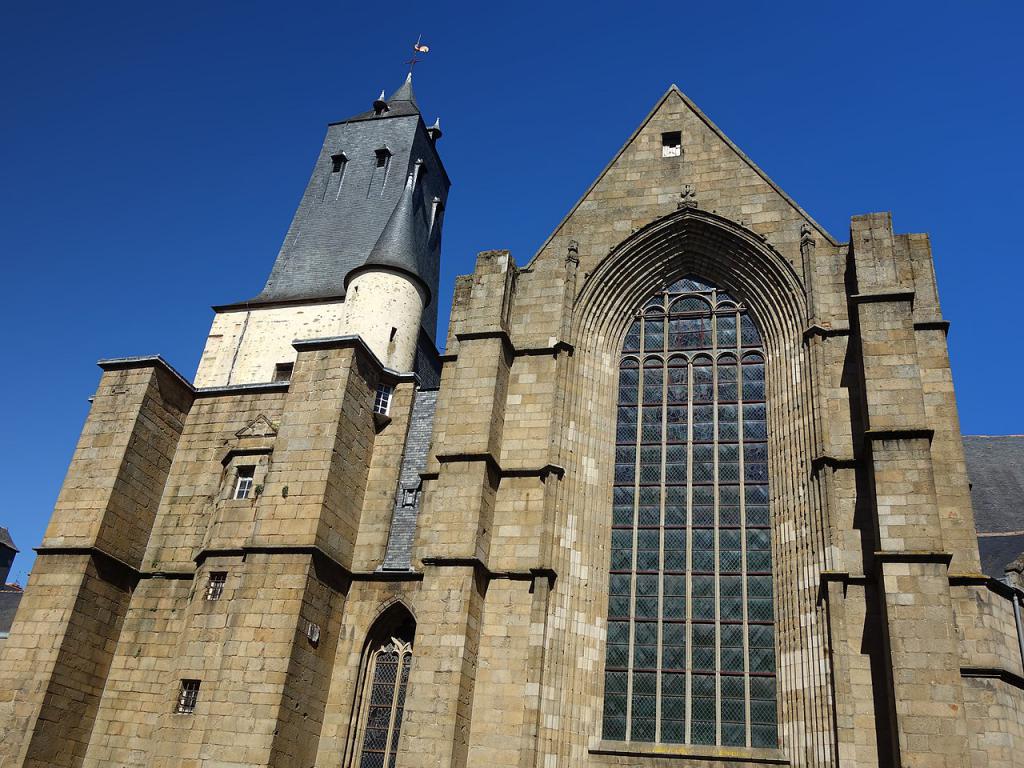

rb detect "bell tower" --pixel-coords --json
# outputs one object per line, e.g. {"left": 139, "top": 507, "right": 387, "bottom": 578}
{"left": 194, "top": 73, "right": 449, "bottom": 386}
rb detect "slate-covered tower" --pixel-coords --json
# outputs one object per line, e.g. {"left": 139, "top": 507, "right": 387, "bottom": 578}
{"left": 2, "top": 74, "right": 1024, "bottom": 768}
{"left": 196, "top": 72, "right": 448, "bottom": 385}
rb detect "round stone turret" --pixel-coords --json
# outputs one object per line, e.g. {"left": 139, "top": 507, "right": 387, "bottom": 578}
{"left": 342, "top": 162, "right": 431, "bottom": 371}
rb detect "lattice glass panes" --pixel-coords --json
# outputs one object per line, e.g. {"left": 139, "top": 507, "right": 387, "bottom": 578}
{"left": 357, "top": 639, "right": 413, "bottom": 768}
{"left": 603, "top": 277, "right": 777, "bottom": 750}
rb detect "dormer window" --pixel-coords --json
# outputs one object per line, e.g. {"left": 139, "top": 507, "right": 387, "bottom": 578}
{"left": 323, "top": 154, "right": 347, "bottom": 201}
{"left": 370, "top": 149, "right": 393, "bottom": 197}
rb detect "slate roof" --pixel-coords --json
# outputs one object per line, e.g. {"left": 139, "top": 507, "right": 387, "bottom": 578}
{"left": 963, "top": 435, "right": 1024, "bottom": 577}
{"left": 341, "top": 73, "right": 420, "bottom": 123}
{"left": 231, "top": 73, "right": 449, "bottom": 342}
{"left": 0, "top": 589, "right": 22, "bottom": 636}
{"left": 380, "top": 388, "right": 438, "bottom": 570}
{"left": 354, "top": 165, "right": 433, "bottom": 299}
{"left": 0, "top": 527, "right": 15, "bottom": 552}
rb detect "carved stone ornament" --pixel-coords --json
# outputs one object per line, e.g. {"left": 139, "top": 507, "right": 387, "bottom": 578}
{"left": 678, "top": 183, "right": 697, "bottom": 209}
{"left": 235, "top": 415, "right": 279, "bottom": 439}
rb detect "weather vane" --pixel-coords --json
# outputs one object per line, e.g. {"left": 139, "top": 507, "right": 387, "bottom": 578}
{"left": 405, "top": 34, "right": 430, "bottom": 75}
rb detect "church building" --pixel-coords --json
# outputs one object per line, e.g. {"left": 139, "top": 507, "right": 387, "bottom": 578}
{"left": 1, "top": 73, "right": 1022, "bottom": 768}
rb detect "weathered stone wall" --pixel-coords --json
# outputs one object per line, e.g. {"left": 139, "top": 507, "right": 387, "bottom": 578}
{"left": 1, "top": 85, "right": 1022, "bottom": 768}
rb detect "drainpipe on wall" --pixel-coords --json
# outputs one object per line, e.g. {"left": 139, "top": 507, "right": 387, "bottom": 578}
{"left": 1012, "top": 586, "right": 1024, "bottom": 673}
{"left": 1004, "top": 575, "right": 1024, "bottom": 672}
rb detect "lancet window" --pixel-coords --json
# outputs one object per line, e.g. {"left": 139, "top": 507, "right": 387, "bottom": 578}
{"left": 351, "top": 609, "right": 415, "bottom": 768}
{"left": 602, "top": 276, "right": 778, "bottom": 749}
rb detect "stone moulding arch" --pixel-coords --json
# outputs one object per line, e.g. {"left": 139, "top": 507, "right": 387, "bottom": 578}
{"left": 541, "top": 207, "right": 835, "bottom": 764}
{"left": 365, "top": 598, "right": 417, "bottom": 644}
{"left": 571, "top": 207, "right": 806, "bottom": 357}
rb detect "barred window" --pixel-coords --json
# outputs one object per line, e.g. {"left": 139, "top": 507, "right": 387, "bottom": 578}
{"left": 205, "top": 572, "right": 226, "bottom": 601}
{"left": 351, "top": 606, "right": 415, "bottom": 768}
{"left": 603, "top": 276, "right": 778, "bottom": 749}
{"left": 176, "top": 679, "right": 200, "bottom": 714}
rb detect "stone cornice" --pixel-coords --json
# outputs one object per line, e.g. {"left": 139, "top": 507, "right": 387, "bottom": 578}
{"left": 873, "top": 550, "right": 954, "bottom": 566}
{"left": 803, "top": 324, "right": 850, "bottom": 341}
{"left": 864, "top": 428, "right": 934, "bottom": 443}
{"left": 589, "top": 740, "right": 789, "bottom": 765}
{"left": 98, "top": 355, "right": 195, "bottom": 395}
{"left": 444, "top": 329, "right": 574, "bottom": 363}
{"left": 960, "top": 666, "right": 1024, "bottom": 690}
{"left": 420, "top": 556, "right": 557, "bottom": 587}
{"left": 291, "top": 334, "right": 418, "bottom": 385}
{"left": 849, "top": 289, "right": 915, "bottom": 305}
{"left": 428, "top": 454, "right": 566, "bottom": 483}
{"left": 194, "top": 381, "right": 290, "bottom": 398}
{"left": 810, "top": 454, "right": 857, "bottom": 472}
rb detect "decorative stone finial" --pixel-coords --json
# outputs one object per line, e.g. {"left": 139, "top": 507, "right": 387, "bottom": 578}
{"left": 800, "top": 222, "right": 816, "bottom": 247}
{"left": 373, "top": 90, "right": 388, "bottom": 116}
{"left": 566, "top": 239, "right": 580, "bottom": 265}
{"left": 678, "top": 184, "right": 697, "bottom": 209}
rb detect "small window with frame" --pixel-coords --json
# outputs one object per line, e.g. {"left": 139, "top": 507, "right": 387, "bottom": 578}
{"left": 373, "top": 383, "right": 393, "bottom": 416}
{"left": 233, "top": 466, "right": 255, "bottom": 500}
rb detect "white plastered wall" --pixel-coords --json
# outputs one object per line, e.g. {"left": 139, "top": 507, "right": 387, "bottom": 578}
{"left": 343, "top": 269, "right": 425, "bottom": 374}
{"left": 194, "top": 269, "right": 425, "bottom": 387}
{"left": 194, "top": 302, "right": 349, "bottom": 387}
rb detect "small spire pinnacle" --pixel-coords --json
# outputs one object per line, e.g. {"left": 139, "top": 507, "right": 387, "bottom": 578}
{"left": 427, "top": 117, "right": 442, "bottom": 143}
{"left": 354, "top": 162, "right": 431, "bottom": 300}
{"left": 388, "top": 72, "right": 419, "bottom": 109}
{"left": 373, "top": 89, "right": 388, "bottom": 116}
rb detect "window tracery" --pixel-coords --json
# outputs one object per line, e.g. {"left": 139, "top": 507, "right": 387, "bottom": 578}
{"left": 602, "top": 276, "right": 778, "bottom": 749}
{"left": 351, "top": 608, "right": 415, "bottom": 768}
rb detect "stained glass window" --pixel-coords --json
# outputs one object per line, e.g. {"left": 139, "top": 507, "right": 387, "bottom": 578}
{"left": 355, "top": 632, "right": 413, "bottom": 768}
{"left": 602, "top": 276, "right": 778, "bottom": 749}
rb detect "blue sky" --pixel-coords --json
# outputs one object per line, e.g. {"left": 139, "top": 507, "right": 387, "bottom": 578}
{"left": 2, "top": 1, "right": 1022, "bottom": 580}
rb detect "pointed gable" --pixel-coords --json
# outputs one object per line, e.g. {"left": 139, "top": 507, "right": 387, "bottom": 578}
{"left": 530, "top": 86, "right": 837, "bottom": 279}
{"left": 235, "top": 415, "right": 279, "bottom": 439}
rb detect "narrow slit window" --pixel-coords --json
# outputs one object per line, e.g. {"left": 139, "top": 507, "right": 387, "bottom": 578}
{"left": 176, "top": 679, "right": 200, "bottom": 714}
{"left": 233, "top": 466, "right": 255, "bottom": 500}
{"left": 374, "top": 383, "right": 393, "bottom": 416}
{"left": 205, "top": 572, "right": 227, "bottom": 601}
{"left": 662, "top": 131, "right": 682, "bottom": 158}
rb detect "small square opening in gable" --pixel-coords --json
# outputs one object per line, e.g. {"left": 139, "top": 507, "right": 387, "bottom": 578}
{"left": 661, "top": 131, "right": 682, "bottom": 158}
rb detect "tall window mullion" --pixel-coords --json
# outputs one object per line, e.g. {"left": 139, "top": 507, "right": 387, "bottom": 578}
{"left": 603, "top": 276, "right": 777, "bottom": 750}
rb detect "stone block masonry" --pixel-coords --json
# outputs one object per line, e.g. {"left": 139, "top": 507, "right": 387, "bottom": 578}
{"left": 1, "top": 82, "right": 1022, "bottom": 768}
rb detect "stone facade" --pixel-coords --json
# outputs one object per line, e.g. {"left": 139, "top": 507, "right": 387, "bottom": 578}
{"left": 1, "top": 84, "right": 1022, "bottom": 768}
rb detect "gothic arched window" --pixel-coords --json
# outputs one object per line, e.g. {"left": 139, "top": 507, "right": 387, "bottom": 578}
{"left": 603, "top": 276, "right": 778, "bottom": 749}
{"left": 350, "top": 607, "right": 415, "bottom": 768}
